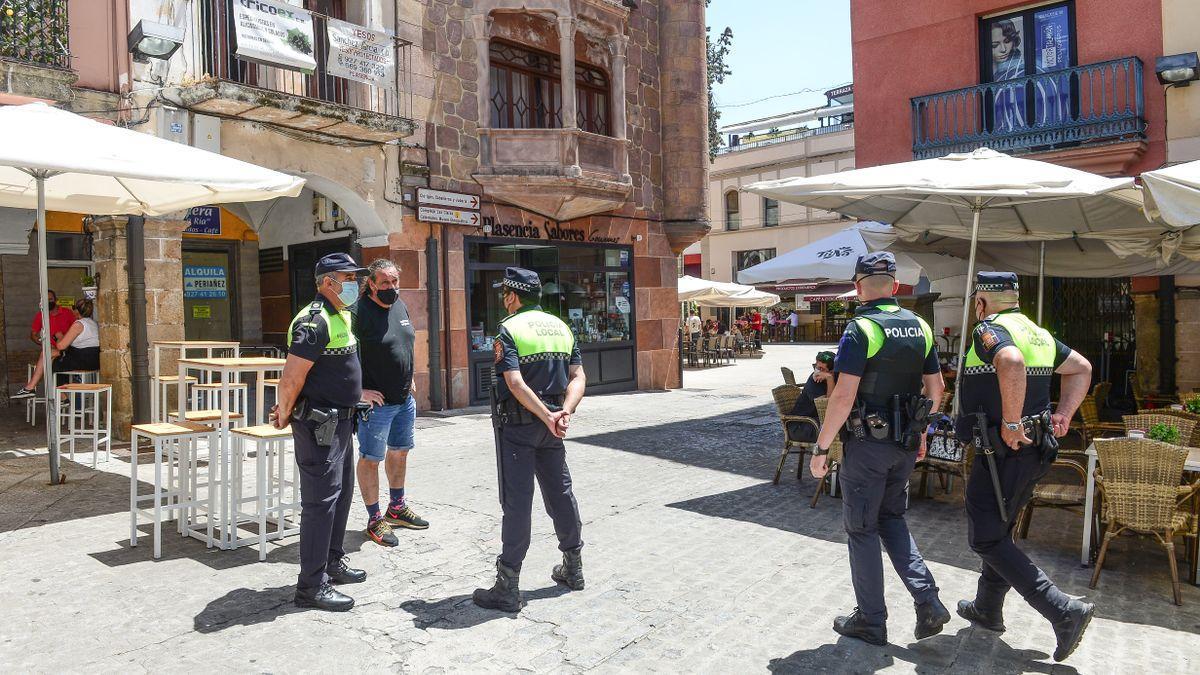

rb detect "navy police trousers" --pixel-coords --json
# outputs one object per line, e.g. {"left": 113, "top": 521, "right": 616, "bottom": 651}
{"left": 497, "top": 422, "right": 583, "bottom": 571}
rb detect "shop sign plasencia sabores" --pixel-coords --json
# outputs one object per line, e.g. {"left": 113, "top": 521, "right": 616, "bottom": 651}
{"left": 483, "top": 217, "right": 618, "bottom": 244}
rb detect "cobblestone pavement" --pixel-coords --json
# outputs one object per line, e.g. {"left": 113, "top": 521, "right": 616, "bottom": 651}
{"left": 0, "top": 346, "right": 1197, "bottom": 673}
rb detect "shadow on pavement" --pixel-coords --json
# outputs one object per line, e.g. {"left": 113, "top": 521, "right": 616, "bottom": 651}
{"left": 0, "top": 455, "right": 143, "bottom": 534}
{"left": 88, "top": 525, "right": 368, "bottom": 570}
{"left": 670, "top": 480, "right": 1200, "bottom": 635}
{"left": 768, "top": 629, "right": 1073, "bottom": 674}
{"left": 193, "top": 585, "right": 302, "bottom": 633}
{"left": 573, "top": 405, "right": 782, "bottom": 480}
{"left": 399, "top": 585, "right": 570, "bottom": 629}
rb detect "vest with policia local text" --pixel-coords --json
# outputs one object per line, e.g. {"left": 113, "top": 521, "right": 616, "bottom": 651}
{"left": 958, "top": 308, "right": 1061, "bottom": 434}
{"left": 494, "top": 307, "right": 576, "bottom": 401}
{"left": 851, "top": 303, "right": 934, "bottom": 411}
{"left": 287, "top": 301, "right": 357, "bottom": 354}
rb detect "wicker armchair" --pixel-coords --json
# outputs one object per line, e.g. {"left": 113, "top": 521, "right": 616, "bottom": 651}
{"left": 780, "top": 367, "right": 797, "bottom": 386}
{"left": 1065, "top": 388, "right": 1124, "bottom": 451}
{"left": 810, "top": 397, "right": 844, "bottom": 508}
{"left": 1089, "top": 438, "right": 1200, "bottom": 605}
{"left": 771, "top": 385, "right": 815, "bottom": 484}
{"left": 1143, "top": 408, "right": 1200, "bottom": 447}
{"left": 1122, "top": 414, "right": 1197, "bottom": 445}
{"left": 1132, "top": 376, "right": 1180, "bottom": 410}
{"left": 1016, "top": 457, "right": 1099, "bottom": 553}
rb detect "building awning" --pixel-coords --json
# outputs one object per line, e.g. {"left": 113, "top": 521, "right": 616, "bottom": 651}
{"left": 803, "top": 284, "right": 855, "bottom": 302}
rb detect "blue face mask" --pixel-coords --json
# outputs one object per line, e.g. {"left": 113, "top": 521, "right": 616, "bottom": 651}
{"left": 335, "top": 278, "right": 360, "bottom": 307}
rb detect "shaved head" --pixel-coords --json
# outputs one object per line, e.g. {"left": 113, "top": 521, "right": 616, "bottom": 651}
{"left": 855, "top": 275, "right": 897, "bottom": 301}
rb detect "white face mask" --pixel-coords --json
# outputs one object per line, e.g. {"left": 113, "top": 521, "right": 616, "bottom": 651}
{"left": 335, "top": 278, "right": 360, "bottom": 307}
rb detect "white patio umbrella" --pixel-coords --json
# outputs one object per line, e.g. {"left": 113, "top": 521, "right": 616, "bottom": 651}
{"left": 736, "top": 224, "right": 923, "bottom": 286}
{"left": 677, "top": 275, "right": 780, "bottom": 307}
{"left": 1142, "top": 160, "right": 1200, "bottom": 228}
{"left": 0, "top": 103, "right": 305, "bottom": 483}
{"left": 745, "top": 148, "right": 1150, "bottom": 413}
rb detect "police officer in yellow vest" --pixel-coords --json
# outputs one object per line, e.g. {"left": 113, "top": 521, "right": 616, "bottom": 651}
{"left": 812, "top": 252, "right": 950, "bottom": 646}
{"left": 271, "top": 253, "right": 369, "bottom": 612}
{"left": 473, "top": 267, "right": 587, "bottom": 613}
{"left": 955, "top": 271, "right": 1095, "bottom": 662}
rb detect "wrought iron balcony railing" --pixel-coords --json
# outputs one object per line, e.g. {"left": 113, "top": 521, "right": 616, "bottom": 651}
{"left": 190, "top": 0, "right": 404, "bottom": 118}
{"left": 0, "top": 0, "right": 70, "bottom": 70}
{"left": 911, "top": 57, "right": 1145, "bottom": 159}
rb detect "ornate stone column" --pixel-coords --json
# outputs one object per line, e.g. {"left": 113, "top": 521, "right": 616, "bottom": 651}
{"left": 608, "top": 33, "right": 631, "bottom": 182}
{"left": 659, "top": 0, "right": 711, "bottom": 253}
{"left": 557, "top": 15, "right": 578, "bottom": 130}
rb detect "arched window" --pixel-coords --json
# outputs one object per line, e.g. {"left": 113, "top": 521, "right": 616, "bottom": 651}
{"left": 489, "top": 40, "right": 612, "bottom": 136}
{"left": 725, "top": 191, "right": 740, "bottom": 231}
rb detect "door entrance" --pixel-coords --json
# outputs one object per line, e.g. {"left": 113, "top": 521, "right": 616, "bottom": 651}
{"left": 288, "top": 237, "right": 353, "bottom": 315}
{"left": 183, "top": 248, "right": 237, "bottom": 340}
{"left": 47, "top": 265, "right": 90, "bottom": 310}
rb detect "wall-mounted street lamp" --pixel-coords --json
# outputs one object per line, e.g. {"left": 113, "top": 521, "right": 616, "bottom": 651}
{"left": 127, "top": 20, "right": 185, "bottom": 63}
{"left": 1156, "top": 52, "right": 1200, "bottom": 87}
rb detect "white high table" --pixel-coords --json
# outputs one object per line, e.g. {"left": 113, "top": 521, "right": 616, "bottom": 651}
{"left": 176, "top": 356, "right": 286, "bottom": 549}
{"left": 1081, "top": 440, "right": 1200, "bottom": 583}
{"left": 151, "top": 341, "right": 240, "bottom": 421}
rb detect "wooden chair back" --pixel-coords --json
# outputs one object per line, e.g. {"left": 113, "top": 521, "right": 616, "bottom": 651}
{"left": 1093, "top": 437, "right": 1189, "bottom": 532}
{"left": 1122, "top": 414, "right": 1197, "bottom": 446}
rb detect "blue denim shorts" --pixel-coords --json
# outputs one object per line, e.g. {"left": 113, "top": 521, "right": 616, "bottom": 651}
{"left": 356, "top": 395, "right": 416, "bottom": 461}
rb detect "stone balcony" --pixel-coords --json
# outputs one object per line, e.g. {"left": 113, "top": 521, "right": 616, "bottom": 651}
{"left": 474, "top": 127, "right": 633, "bottom": 222}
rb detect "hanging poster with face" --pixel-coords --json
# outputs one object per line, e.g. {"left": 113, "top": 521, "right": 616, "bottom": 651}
{"left": 233, "top": 0, "right": 318, "bottom": 74}
{"left": 1033, "top": 6, "right": 1072, "bottom": 127}
{"left": 988, "top": 16, "right": 1026, "bottom": 134}
{"left": 325, "top": 18, "right": 396, "bottom": 88}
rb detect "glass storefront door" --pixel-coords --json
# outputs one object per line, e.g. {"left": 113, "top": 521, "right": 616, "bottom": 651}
{"left": 183, "top": 248, "right": 236, "bottom": 341}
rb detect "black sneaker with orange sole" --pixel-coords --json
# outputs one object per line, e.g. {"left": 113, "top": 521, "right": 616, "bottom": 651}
{"left": 384, "top": 502, "right": 429, "bottom": 530}
{"left": 366, "top": 517, "right": 398, "bottom": 547}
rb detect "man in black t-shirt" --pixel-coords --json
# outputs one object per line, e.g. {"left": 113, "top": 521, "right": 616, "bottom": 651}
{"left": 786, "top": 350, "right": 835, "bottom": 442}
{"left": 353, "top": 259, "right": 428, "bottom": 548}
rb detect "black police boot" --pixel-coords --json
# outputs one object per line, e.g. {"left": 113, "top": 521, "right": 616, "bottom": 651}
{"left": 832, "top": 608, "right": 887, "bottom": 646}
{"left": 551, "top": 548, "right": 584, "bottom": 591}
{"left": 956, "top": 599, "right": 1006, "bottom": 633}
{"left": 1052, "top": 599, "right": 1095, "bottom": 663}
{"left": 295, "top": 583, "right": 355, "bottom": 612}
{"left": 327, "top": 556, "right": 367, "bottom": 585}
{"left": 472, "top": 559, "right": 522, "bottom": 613}
{"left": 914, "top": 597, "right": 951, "bottom": 640}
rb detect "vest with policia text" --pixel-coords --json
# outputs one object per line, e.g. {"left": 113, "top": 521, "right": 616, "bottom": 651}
{"left": 495, "top": 307, "right": 576, "bottom": 400}
{"left": 851, "top": 303, "right": 934, "bottom": 411}
{"left": 287, "top": 301, "right": 357, "bottom": 354}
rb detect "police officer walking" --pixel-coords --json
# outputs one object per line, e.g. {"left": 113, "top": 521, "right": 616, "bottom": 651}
{"left": 473, "top": 267, "right": 587, "bottom": 613}
{"left": 271, "top": 252, "right": 369, "bottom": 612}
{"left": 811, "top": 252, "right": 950, "bottom": 645}
{"left": 955, "top": 272, "right": 1095, "bottom": 662}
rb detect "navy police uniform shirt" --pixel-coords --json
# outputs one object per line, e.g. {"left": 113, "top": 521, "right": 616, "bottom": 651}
{"left": 493, "top": 305, "right": 583, "bottom": 401}
{"left": 288, "top": 295, "right": 363, "bottom": 409}
{"left": 834, "top": 299, "right": 941, "bottom": 378}
{"left": 955, "top": 308, "right": 1072, "bottom": 437}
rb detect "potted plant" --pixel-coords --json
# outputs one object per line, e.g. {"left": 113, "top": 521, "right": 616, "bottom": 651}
{"left": 1149, "top": 423, "right": 1182, "bottom": 445}
{"left": 80, "top": 272, "right": 98, "bottom": 300}
{"left": 1185, "top": 395, "right": 1200, "bottom": 415}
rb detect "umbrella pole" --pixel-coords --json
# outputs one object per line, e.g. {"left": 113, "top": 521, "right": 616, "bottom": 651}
{"left": 953, "top": 205, "right": 982, "bottom": 417}
{"left": 36, "top": 173, "right": 61, "bottom": 484}
{"left": 1037, "top": 242, "right": 1046, "bottom": 324}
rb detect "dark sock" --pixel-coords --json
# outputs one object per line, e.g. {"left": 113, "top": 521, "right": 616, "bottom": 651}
{"left": 389, "top": 487, "right": 406, "bottom": 506}
{"left": 366, "top": 502, "right": 380, "bottom": 522}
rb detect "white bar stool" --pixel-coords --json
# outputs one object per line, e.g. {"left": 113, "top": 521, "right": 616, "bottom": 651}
{"left": 25, "top": 364, "right": 45, "bottom": 426}
{"left": 230, "top": 424, "right": 299, "bottom": 559}
{"left": 152, "top": 375, "right": 197, "bottom": 422}
{"left": 57, "top": 383, "right": 112, "bottom": 467}
{"left": 193, "top": 382, "right": 248, "bottom": 416}
{"left": 129, "top": 421, "right": 218, "bottom": 558}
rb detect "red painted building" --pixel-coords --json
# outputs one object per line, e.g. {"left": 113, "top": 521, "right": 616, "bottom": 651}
{"left": 851, "top": 0, "right": 1165, "bottom": 176}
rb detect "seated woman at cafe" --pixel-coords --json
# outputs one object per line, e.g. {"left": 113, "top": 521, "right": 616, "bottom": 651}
{"left": 787, "top": 350, "right": 837, "bottom": 442}
{"left": 14, "top": 299, "right": 100, "bottom": 398}
{"left": 703, "top": 318, "right": 718, "bottom": 335}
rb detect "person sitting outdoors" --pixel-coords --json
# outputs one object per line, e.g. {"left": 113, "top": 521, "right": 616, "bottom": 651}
{"left": 703, "top": 318, "right": 718, "bottom": 336}
{"left": 786, "top": 351, "right": 836, "bottom": 442}
{"left": 31, "top": 289, "right": 74, "bottom": 351}
{"left": 14, "top": 299, "right": 100, "bottom": 398}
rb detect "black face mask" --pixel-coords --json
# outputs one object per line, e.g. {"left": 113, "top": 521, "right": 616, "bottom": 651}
{"left": 374, "top": 288, "right": 398, "bottom": 305}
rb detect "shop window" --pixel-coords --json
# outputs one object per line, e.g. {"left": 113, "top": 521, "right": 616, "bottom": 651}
{"left": 489, "top": 40, "right": 612, "bottom": 135}
{"left": 979, "top": 2, "right": 1075, "bottom": 133}
{"left": 733, "top": 248, "right": 775, "bottom": 280}
{"left": 763, "top": 198, "right": 780, "bottom": 227}
{"left": 725, "top": 190, "right": 740, "bottom": 231}
{"left": 46, "top": 232, "right": 90, "bottom": 261}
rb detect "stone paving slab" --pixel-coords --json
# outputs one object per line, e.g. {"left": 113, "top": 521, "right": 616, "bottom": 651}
{"left": 0, "top": 345, "right": 1196, "bottom": 673}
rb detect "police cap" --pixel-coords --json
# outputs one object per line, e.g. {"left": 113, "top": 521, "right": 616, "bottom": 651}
{"left": 493, "top": 266, "right": 542, "bottom": 296}
{"left": 974, "top": 271, "right": 1019, "bottom": 294}
{"left": 854, "top": 252, "right": 896, "bottom": 281}
{"left": 314, "top": 252, "right": 368, "bottom": 278}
